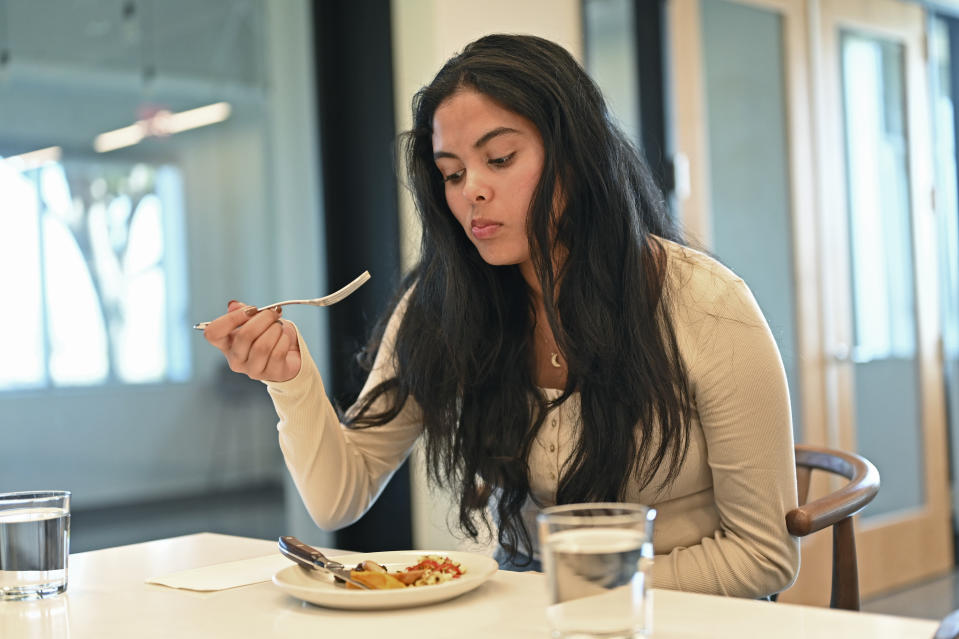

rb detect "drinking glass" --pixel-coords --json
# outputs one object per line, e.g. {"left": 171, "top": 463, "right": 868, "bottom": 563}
{"left": 538, "top": 503, "right": 655, "bottom": 638}
{"left": 0, "top": 491, "right": 71, "bottom": 600}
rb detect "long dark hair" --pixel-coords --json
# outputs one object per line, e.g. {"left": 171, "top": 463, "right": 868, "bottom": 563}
{"left": 348, "top": 34, "right": 691, "bottom": 561}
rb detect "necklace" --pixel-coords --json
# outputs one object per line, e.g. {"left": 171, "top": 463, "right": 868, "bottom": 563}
{"left": 535, "top": 312, "right": 564, "bottom": 370}
{"left": 538, "top": 330, "right": 563, "bottom": 369}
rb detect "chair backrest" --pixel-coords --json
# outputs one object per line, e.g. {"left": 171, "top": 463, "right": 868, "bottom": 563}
{"left": 786, "top": 444, "right": 880, "bottom": 610}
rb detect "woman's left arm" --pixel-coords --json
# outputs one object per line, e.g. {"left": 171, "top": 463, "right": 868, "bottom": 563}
{"left": 653, "top": 275, "right": 800, "bottom": 598}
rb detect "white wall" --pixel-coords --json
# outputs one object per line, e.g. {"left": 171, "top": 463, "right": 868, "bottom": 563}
{"left": 390, "top": 0, "right": 583, "bottom": 551}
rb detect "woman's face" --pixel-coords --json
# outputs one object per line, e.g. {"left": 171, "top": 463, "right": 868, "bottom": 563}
{"left": 431, "top": 89, "right": 545, "bottom": 274}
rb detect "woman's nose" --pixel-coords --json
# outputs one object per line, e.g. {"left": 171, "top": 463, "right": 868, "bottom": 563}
{"left": 462, "top": 173, "right": 491, "bottom": 203}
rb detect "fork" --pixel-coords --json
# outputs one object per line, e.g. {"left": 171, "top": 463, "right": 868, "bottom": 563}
{"left": 193, "top": 270, "right": 370, "bottom": 330}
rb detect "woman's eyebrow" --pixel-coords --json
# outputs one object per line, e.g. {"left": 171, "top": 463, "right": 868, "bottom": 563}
{"left": 473, "top": 126, "right": 520, "bottom": 148}
{"left": 433, "top": 126, "right": 521, "bottom": 160}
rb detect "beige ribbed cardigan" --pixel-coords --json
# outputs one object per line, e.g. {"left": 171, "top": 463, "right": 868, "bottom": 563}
{"left": 266, "top": 240, "right": 800, "bottom": 598}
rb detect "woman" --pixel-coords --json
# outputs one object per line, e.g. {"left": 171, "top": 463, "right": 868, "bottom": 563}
{"left": 204, "top": 34, "right": 799, "bottom": 599}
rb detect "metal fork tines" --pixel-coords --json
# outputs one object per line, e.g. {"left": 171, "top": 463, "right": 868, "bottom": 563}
{"left": 193, "top": 271, "right": 370, "bottom": 330}
{"left": 254, "top": 271, "right": 371, "bottom": 311}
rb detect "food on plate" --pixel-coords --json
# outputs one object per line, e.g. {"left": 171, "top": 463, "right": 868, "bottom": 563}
{"left": 358, "top": 560, "right": 387, "bottom": 573}
{"left": 348, "top": 571, "right": 407, "bottom": 590}
{"left": 343, "top": 554, "right": 466, "bottom": 590}
{"left": 402, "top": 555, "right": 465, "bottom": 586}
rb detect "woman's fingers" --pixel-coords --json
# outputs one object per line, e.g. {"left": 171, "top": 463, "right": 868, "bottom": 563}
{"left": 281, "top": 320, "right": 298, "bottom": 351}
{"left": 263, "top": 322, "right": 300, "bottom": 382}
{"left": 204, "top": 301, "right": 301, "bottom": 382}
{"left": 204, "top": 302, "right": 259, "bottom": 348}
{"left": 226, "top": 307, "right": 282, "bottom": 371}
{"left": 245, "top": 319, "right": 285, "bottom": 379}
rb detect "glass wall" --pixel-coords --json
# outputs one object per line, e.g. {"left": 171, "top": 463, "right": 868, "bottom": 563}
{"left": 583, "top": 0, "right": 641, "bottom": 143}
{"left": 0, "top": 1, "right": 270, "bottom": 393}
{"left": 0, "top": 0, "right": 324, "bottom": 547}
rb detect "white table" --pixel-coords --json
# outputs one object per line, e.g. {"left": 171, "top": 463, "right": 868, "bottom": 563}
{"left": 0, "top": 533, "right": 940, "bottom": 638}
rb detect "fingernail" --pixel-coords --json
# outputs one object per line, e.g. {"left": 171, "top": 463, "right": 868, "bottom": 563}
{"left": 244, "top": 306, "right": 258, "bottom": 317}
{"left": 272, "top": 305, "right": 282, "bottom": 315}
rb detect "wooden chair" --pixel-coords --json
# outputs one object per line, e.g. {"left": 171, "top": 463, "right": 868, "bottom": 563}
{"left": 784, "top": 444, "right": 880, "bottom": 610}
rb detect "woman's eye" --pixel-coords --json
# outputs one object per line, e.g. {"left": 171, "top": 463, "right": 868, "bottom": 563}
{"left": 488, "top": 153, "right": 515, "bottom": 167}
{"left": 443, "top": 170, "right": 464, "bottom": 183}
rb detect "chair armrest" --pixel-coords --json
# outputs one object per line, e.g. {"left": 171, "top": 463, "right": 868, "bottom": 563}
{"left": 786, "top": 445, "right": 880, "bottom": 536}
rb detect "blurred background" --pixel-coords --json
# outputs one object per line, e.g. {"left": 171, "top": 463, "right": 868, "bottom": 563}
{"left": 1, "top": 0, "right": 959, "bottom": 618}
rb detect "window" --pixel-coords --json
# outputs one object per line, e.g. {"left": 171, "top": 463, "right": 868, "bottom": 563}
{"left": 0, "top": 154, "right": 190, "bottom": 389}
{"left": 840, "top": 32, "right": 917, "bottom": 363}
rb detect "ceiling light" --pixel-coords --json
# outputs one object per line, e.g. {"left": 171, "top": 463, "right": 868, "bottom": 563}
{"left": 93, "top": 102, "right": 232, "bottom": 153}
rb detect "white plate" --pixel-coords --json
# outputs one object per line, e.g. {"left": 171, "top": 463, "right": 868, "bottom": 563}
{"left": 272, "top": 550, "right": 498, "bottom": 610}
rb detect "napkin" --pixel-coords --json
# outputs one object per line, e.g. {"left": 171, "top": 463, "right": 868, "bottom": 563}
{"left": 147, "top": 554, "right": 294, "bottom": 591}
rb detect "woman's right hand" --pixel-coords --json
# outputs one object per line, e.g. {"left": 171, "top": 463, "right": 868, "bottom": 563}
{"left": 202, "top": 301, "right": 301, "bottom": 383}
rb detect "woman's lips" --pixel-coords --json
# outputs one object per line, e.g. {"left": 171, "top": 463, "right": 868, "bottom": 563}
{"left": 470, "top": 219, "right": 501, "bottom": 240}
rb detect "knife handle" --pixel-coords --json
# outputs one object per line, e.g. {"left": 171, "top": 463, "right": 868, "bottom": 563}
{"left": 279, "top": 536, "right": 323, "bottom": 565}
{"left": 278, "top": 536, "right": 371, "bottom": 590}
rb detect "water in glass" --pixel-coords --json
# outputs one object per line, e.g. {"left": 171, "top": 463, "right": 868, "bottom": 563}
{"left": 0, "top": 504, "right": 70, "bottom": 600}
{"left": 544, "top": 528, "right": 649, "bottom": 637}
{"left": 539, "top": 503, "right": 654, "bottom": 638}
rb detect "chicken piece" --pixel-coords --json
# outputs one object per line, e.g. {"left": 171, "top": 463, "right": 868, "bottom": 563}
{"left": 391, "top": 569, "right": 426, "bottom": 586}
{"left": 359, "top": 560, "right": 387, "bottom": 573}
{"left": 347, "top": 570, "right": 407, "bottom": 590}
